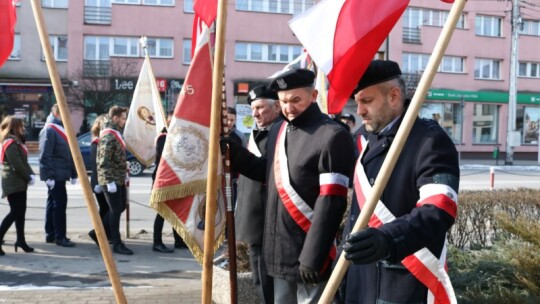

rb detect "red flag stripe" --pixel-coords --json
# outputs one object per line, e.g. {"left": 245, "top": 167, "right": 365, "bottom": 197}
{"left": 0, "top": 0, "right": 17, "bottom": 67}
{"left": 417, "top": 194, "right": 457, "bottom": 219}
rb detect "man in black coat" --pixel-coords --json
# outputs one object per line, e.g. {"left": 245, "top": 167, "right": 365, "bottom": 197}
{"left": 235, "top": 85, "right": 281, "bottom": 304}
{"left": 342, "top": 60, "right": 459, "bottom": 304}
{"left": 224, "top": 69, "right": 355, "bottom": 303}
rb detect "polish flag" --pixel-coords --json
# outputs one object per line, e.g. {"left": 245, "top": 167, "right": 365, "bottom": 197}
{"left": 150, "top": 23, "right": 225, "bottom": 264}
{"left": 0, "top": 0, "right": 18, "bottom": 68}
{"left": 193, "top": 0, "right": 217, "bottom": 27}
{"left": 289, "top": 0, "right": 409, "bottom": 114}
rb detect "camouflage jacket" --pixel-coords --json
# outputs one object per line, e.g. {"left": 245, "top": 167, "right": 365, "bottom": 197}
{"left": 97, "top": 117, "right": 127, "bottom": 185}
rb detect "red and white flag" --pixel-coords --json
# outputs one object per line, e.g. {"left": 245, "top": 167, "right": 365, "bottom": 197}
{"left": 150, "top": 24, "right": 225, "bottom": 264}
{"left": 123, "top": 53, "right": 166, "bottom": 167}
{"left": 289, "top": 0, "right": 409, "bottom": 114}
{"left": 0, "top": 0, "right": 18, "bottom": 68}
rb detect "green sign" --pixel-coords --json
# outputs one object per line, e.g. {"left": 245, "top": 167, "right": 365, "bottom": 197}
{"left": 426, "top": 89, "right": 540, "bottom": 105}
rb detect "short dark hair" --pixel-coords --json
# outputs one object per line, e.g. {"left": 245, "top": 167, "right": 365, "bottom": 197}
{"left": 227, "top": 106, "right": 236, "bottom": 115}
{"left": 108, "top": 105, "right": 128, "bottom": 118}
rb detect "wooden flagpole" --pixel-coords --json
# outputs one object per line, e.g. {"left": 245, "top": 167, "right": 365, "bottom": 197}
{"left": 202, "top": 0, "right": 229, "bottom": 301}
{"left": 29, "top": 1, "right": 127, "bottom": 303}
{"left": 318, "top": 0, "right": 466, "bottom": 302}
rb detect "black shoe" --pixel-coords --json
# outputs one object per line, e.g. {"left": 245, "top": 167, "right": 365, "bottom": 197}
{"left": 113, "top": 243, "right": 133, "bottom": 255}
{"left": 153, "top": 243, "right": 174, "bottom": 253}
{"left": 56, "top": 238, "right": 76, "bottom": 247}
{"left": 88, "top": 231, "right": 99, "bottom": 248}
{"left": 0, "top": 245, "right": 4, "bottom": 256}
{"left": 14, "top": 242, "right": 34, "bottom": 253}
{"left": 45, "top": 237, "right": 55, "bottom": 243}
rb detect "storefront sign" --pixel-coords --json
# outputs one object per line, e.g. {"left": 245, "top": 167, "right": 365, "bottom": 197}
{"left": 427, "top": 89, "right": 540, "bottom": 105}
{"left": 111, "top": 78, "right": 136, "bottom": 92}
{"left": 1, "top": 86, "right": 52, "bottom": 94}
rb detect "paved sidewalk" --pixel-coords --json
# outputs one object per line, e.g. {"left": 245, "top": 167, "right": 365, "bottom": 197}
{"left": 0, "top": 230, "right": 204, "bottom": 304}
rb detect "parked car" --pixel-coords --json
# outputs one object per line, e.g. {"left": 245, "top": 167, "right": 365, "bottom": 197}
{"left": 77, "top": 132, "right": 146, "bottom": 176}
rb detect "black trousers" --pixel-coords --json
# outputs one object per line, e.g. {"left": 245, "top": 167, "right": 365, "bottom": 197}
{"left": 0, "top": 191, "right": 28, "bottom": 243}
{"left": 103, "top": 185, "right": 126, "bottom": 245}
{"left": 153, "top": 213, "right": 184, "bottom": 246}
{"left": 94, "top": 191, "right": 111, "bottom": 238}
{"left": 45, "top": 181, "right": 68, "bottom": 240}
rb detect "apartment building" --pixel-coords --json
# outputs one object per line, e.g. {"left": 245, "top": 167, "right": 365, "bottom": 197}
{"left": 1, "top": 0, "right": 539, "bottom": 159}
{"left": 398, "top": 0, "right": 540, "bottom": 160}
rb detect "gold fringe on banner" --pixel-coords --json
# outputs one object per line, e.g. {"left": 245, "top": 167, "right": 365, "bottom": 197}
{"left": 150, "top": 179, "right": 208, "bottom": 204}
{"left": 150, "top": 196, "right": 225, "bottom": 265}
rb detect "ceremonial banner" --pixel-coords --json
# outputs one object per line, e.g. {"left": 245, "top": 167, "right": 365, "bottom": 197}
{"left": 289, "top": 0, "right": 409, "bottom": 114}
{"left": 123, "top": 55, "right": 166, "bottom": 167}
{"left": 0, "top": 0, "right": 18, "bottom": 67}
{"left": 150, "top": 25, "right": 225, "bottom": 264}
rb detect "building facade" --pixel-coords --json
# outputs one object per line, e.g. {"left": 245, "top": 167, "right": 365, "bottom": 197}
{"left": 1, "top": 0, "right": 539, "bottom": 160}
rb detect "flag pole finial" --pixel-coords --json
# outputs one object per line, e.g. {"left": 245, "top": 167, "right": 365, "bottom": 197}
{"left": 140, "top": 36, "right": 148, "bottom": 56}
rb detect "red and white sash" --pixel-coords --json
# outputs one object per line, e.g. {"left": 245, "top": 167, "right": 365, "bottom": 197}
{"left": 247, "top": 132, "right": 261, "bottom": 157}
{"left": 91, "top": 136, "right": 99, "bottom": 145}
{"left": 354, "top": 135, "right": 457, "bottom": 304}
{"left": 100, "top": 128, "right": 126, "bottom": 149}
{"left": 273, "top": 122, "right": 348, "bottom": 271}
{"left": 1, "top": 138, "right": 28, "bottom": 163}
{"left": 46, "top": 123, "right": 68, "bottom": 143}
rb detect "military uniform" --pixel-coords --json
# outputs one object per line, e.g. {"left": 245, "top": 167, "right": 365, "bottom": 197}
{"left": 97, "top": 117, "right": 130, "bottom": 253}
{"left": 233, "top": 103, "right": 355, "bottom": 281}
{"left": 344, "top": 115, "right": 459, "bottom": 304}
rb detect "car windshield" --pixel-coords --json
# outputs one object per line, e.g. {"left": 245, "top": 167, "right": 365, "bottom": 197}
{"left": 78, "top": 133, "right": 92, "bottom": 147}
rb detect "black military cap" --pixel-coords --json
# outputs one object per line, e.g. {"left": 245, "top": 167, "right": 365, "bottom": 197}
{"left": 354, "top": 60, "right": 402, "bottom": 94}
{"left": 341, "top": 113, "right": 356, "bottom": 123}
{"left": 247, "top": 85, "right": 279, "bottom": 105}
{"left": 268, "top": 68, "right": 315, "bottom": 92}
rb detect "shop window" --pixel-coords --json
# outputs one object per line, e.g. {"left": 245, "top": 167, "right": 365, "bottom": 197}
{"left": 420, "top": 102, "right": 462, "bottom": 143}
{"left": 472, "top": 104, "right": 499, "bottom": 144}
{"left": 518, "top": 106, "right": 540, "bottom": 144}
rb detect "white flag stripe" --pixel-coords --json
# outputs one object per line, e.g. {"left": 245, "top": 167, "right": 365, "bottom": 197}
{"left": 419, "top": 183, "right": 458, "bottom": 203}
{"left": 319, "top": 172, "right": 349, "bottom": 187}
{"left": 288, "top": 0, "right": 345, "bottom": 74}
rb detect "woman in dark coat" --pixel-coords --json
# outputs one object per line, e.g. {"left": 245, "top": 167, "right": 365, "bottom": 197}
{"left": 0, "top": 116, "right": 35, "bottom": 255}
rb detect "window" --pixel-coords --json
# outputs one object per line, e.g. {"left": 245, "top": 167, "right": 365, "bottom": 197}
{"left": 519, "top": 62, "right": 540, "bottom": 78}
{"left": 402, "top": 53, "right": 429, "bottom": 73}
{"left": 9, "top": 34, "right": 21, "bottom": 60}
{"left": 475, "top": 15, "right": 502, "bottom": 37}
{"left": 42, "top": 0, "right": 68, "bottom": 8}
{"left": 472, "top": 104, "right": 499, "bottom": 144}
{"left": 84, "top": 36, "right": 110, "bottom": 60}
{"left": 184, "top": 0, "right": 193, "bottom": 12}
{"left": 474, "top": 58, "right": 501, "bottom": 80}
{"left": 517, "top": 106, "right": 540, "bottom": 144}
{"left": 112, "top": 37, "right": 139, "bottom": 57}
{"left": 183, "top": 39, "right": 192, "bottom": 64}
{"left": 43, "top": 35, "right": 68, "bottom": 61}
{"left": 420, "top": 102, "right": 463, "bottom": 143}
{"left": 440, "top": 56, "right": 465, "bottom": 73}
{"left": 235, "top": 42, "right": 302, "bottom": 63}
{"left": 236, "top": 0, "right": 314, "bottom": 15}
{"left": 403, "top": 7, "right": 466, "bottom": 29}
{"left": 142, "top": 0, "right": 174, "bottom": 5}
{"left": 146, "top": 38, "right": 173, "bottom": 58}
{"left": 112, "top": 0, "right": 141, "bottom": 4}
{"left": 519, "top": 19, "right": 540, "bottom": 36}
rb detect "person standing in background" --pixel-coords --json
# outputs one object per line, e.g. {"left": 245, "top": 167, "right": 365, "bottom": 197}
{"left": 0, "top": 116, "right": 36, "bottom": 255}
{"left": 88, "top": 114, "right": 111, "bottom": 247}
{"left": 235, "top": 85, "right": 281, "bottom": 303}
{"left": 152, "top": 112, "right": 186, "bottom": 253}
{"left": 97, "top": 106, "right": 133, "bottom": 255}
{"left": 39, "top": 104, "right": 77, "bottom": 247}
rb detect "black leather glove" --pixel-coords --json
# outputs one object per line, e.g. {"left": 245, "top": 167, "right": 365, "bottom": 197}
{"left": 343, "top": 227, "right": 390, "bottom": 264}
{"left": 219, "top": 136, "right": 236, "bottom": 155}
{"left": 299, "top": 264, "right": 320, "bottom": 285}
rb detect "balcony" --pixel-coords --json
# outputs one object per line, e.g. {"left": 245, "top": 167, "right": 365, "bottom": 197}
{"left": 84, "top": 6, "right": 111, "bottom": 25}
{"left": 403, "top": 27, "right": 421, "bottom": 44}
{"left": 83, "top": 60, "right": 110, "bottom": 78}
